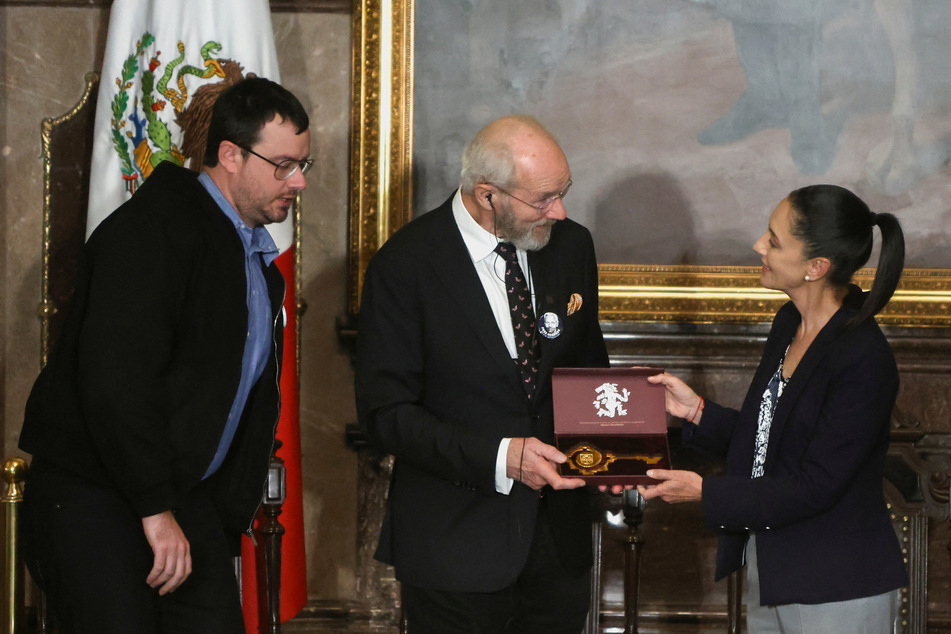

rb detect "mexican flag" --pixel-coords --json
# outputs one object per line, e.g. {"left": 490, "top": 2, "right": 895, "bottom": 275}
{"left": 86, "top": 0, "right": 307, "bottom": 630}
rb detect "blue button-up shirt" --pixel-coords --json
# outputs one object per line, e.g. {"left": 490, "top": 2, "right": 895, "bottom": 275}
{"left": 198, "top": 172, "right": 279, "bottom": 478}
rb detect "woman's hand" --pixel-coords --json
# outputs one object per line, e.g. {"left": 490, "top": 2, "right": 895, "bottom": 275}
{"left": 648, "top": 372, "right": 703, "bottom": 423}
{"left": 636, "top": 469, "right": 703, "bottom": 503}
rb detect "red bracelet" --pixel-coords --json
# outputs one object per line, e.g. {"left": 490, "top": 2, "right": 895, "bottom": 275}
{"left": 687, "top": 396, "right": 705, "bottom": 423}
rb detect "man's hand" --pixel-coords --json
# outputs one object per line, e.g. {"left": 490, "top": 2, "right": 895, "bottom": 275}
{"left": 507, "top": 437, "right": 586, "bottom": 491}
{"left": 636, "top": 469, "right": 703, "bottom": 503}
{"left": 142, "top": 510, "right": 192, "bottom": 595}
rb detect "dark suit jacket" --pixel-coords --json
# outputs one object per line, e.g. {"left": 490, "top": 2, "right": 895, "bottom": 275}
{"left": 355, "top": 195, "right": 609, "bottom": 592}
{"left": 685, "top": 288, "right": 908, "bottom": 606}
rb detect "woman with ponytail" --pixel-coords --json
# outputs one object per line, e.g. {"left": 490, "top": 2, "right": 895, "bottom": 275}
{"left": 639, "top": 185, "right": 908, "bottom": 632}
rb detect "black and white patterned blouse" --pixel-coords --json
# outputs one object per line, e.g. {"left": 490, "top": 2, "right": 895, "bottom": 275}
{"left": 751, "top": 344, "right": 791, "bottom": 479}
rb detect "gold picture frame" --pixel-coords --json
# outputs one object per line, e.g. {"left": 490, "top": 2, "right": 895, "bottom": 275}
{"left": 347, "top": 0, "right": 951, "bottom": 326}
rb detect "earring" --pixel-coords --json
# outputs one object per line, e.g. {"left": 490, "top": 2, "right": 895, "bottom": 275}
{"left": 804, "top": 275, "right": 811, "bottom": 281}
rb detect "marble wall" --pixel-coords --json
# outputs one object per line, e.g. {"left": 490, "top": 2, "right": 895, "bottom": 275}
{"left": 0, "top": 1, "right": 359, "bottom": 603}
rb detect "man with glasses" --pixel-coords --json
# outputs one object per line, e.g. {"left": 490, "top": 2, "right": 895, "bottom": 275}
{"left": 356, "top": 115, "right": 609, "bottom": 633}
{"left": 20, "top": 76, "right": 310, "bottom": 632}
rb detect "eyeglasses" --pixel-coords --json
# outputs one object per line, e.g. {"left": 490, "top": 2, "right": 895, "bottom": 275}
{"left": 237, "top": 144, "right": 314, "bottom": 180}
{"left": 493, "top": 179, "right": 572, "bottom": 215}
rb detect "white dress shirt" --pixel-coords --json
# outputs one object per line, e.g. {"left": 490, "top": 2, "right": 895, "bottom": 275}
{"left": 451, "top": 189, "right": 535, "bottom": 495}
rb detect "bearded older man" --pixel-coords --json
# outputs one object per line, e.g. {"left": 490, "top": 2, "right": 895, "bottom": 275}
{"left": 356, "top": 115, "right": 609, "bottom": 633}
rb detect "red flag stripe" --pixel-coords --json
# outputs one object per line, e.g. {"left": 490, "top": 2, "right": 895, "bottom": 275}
{"left": 241, "top": 246, "right": 307, "bottom": 631}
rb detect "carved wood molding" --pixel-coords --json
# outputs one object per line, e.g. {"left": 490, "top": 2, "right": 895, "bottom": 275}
{"left": 40, "top": 71, "right": 99, "bottom": 364}
{"left": 0, "top": 0, "right": 350, "bottom": 11}
{"left": 603, "top": 320, "right": 951, "bottom": 374}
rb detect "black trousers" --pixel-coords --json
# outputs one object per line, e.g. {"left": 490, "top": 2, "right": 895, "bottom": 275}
{"left": 23, "top": 460, "right": 245, "bottom": 634}
{"left": 400, "top": 500, "right": 591, "bottom": 634}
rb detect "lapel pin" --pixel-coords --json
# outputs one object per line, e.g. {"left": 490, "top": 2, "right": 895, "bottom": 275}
{"left": 538, "top": 312, "right": 563, "bottom": 339}
{"left": 566, "top": 293, "right": 583, "bottom": 316}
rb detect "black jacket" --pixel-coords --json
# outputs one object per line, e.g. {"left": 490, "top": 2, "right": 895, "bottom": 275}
{"left": 687, "top": 289, "right": 908, "bottom": 605}
{"left": 20, "top": 161, "right": 284, "bottom": 535}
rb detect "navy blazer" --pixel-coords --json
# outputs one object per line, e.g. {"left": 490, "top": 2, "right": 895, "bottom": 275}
{"left": 685, "top": 289, "right": 908, "bottom": 606}
{"left": 355, "top": 195, "right": 609, "bottom": 592}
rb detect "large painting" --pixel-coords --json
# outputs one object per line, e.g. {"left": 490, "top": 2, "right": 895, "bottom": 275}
{"left": 349, "top": 0, "right": 951, "bottom": 324}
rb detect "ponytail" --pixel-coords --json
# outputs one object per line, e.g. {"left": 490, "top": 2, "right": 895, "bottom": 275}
{"left": 846, "top": 211, "right": 905, "bottom": 328}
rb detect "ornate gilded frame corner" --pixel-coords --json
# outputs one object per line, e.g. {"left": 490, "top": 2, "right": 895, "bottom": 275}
{"left": 40, "top": 71, "right": 99, "bottom": 365}
{"left": 348, "top": 0, "right": 414, "bottom": 315}
{"left": 350, "top": 1, "right": 951, "bottom": 326}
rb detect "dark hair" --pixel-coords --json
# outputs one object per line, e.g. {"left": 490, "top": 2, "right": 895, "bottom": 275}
{"left": 787, "top": 184, "right": 904, "bottom": 328}
{"left": 203, "top": 76, "right": 309, "bottom": 167}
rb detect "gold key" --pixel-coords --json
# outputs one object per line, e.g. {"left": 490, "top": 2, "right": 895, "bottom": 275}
{"left": 564, "top": 443, "right": 663, "bottom": 476}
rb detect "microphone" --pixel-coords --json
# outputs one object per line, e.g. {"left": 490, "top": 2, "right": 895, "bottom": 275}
{"left": 488, "top": 193, "right": 500, "bottom": 245}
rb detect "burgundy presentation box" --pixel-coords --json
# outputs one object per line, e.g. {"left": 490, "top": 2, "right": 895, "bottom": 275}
{"left": 553, "top": 367, "right": 671, "bottom": 485}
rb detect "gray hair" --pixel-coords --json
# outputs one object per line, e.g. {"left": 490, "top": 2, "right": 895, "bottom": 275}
{"left": 459, "top": 115, "right": 550, "bottom": 194}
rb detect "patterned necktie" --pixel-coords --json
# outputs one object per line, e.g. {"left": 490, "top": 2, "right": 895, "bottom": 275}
{"left": 494, "top": 242, "right": 540, "bottom": 398}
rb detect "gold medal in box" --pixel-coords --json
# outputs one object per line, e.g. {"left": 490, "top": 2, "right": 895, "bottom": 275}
{"left": 553, "top": 367, "right": 671, "bottom": 485}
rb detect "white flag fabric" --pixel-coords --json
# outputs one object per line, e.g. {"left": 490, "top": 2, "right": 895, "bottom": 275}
{"left": 86, "top": 0, "right": 292, "bottom": 252}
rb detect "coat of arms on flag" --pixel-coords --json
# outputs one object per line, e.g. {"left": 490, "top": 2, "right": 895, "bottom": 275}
{"left": 108, "top": 31, "right": 253, "bottom": 194}
{"left": 86, "top": 0, "right": 284, "bottom": 239}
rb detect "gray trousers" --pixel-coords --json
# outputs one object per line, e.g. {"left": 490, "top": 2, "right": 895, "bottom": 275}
{"left": 744, "top": 535, "right": 900, "bottom": 634}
